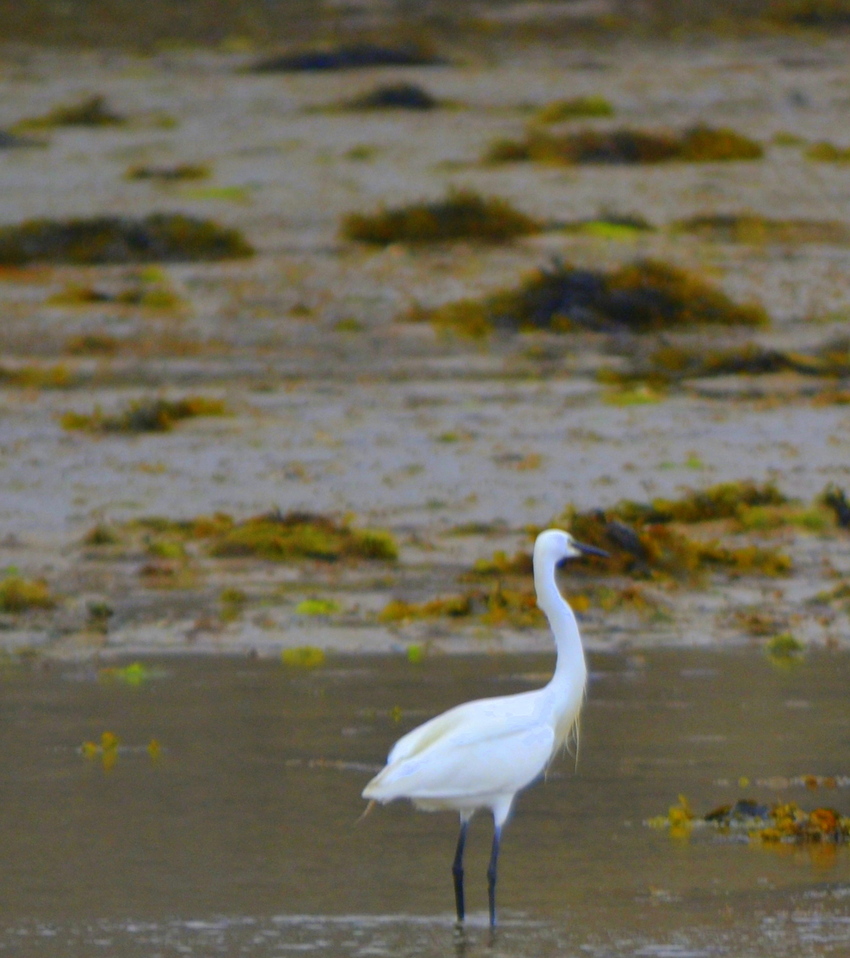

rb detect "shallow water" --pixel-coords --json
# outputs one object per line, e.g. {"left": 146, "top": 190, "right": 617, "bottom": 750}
{"left": 1, "top": 650, "right": 849, "bottom": 957}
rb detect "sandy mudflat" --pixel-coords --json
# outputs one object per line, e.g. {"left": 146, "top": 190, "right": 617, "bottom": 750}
{"left": 1, "top": 35, "right": 850, "bottom": 657}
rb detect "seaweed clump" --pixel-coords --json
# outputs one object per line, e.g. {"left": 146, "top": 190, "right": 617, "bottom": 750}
{"left": 558, "top": 487, "right": 793, "bottom": 580}
{"left": 598, "top": 342, "right": 850, "bottom": 391}
{"left": 0, "top": 576, "right": 55, "bottom": 612}
{"left": 487, "top": 125, "right": 762, "bottom": 165}
{"left": 380, "top": 585, "right": 544, "bottom": 629}
{"left": 85, "top": 511, "right": 397, "bottom": 565}
{"left": 0, "top": 213, "right": 253, "bottom": 265}
{"left": 419, "top": 259, "right": 767, "bottom": 337}
{"left": 674, "top": 213, "right": 850, "bottom": 245}
{"left": 342, "top": 190, "right": 542, "bottom": 245}
{"left": 649, "top": 796, "right": 850, "bottom": 845}
{"left": 127, "top": 163, "right": 210, "bottom": 181}
{"left": 251, "top": 43, "right": 444, "bottom": 72}
{"left": 61, "top": 396, "right": 227, "bottom": 433}
{"left": 769, "top": 0, "right": 850, "bottom": 27}
{"left": 345, "top": 82, "right": 438, "bottom": 110}
{"left": 210, "top": 511, "right": 398, "bottom": 562}
{"left": 805, "top": 141, "right": 850, "bottom": 163}
{"left": 464, "top": 483, "right": 793, "bottom": 586}
{"left": 20, "top": 95, "right": 125, "bottom": 128}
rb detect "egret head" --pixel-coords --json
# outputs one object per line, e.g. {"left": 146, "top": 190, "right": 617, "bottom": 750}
{"left": 534, "top": 528, "right": 609, "bottom": 569}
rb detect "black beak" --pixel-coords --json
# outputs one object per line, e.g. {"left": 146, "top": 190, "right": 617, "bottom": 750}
{"left": 575, "top": 540, "right": 610, "bottom": 559}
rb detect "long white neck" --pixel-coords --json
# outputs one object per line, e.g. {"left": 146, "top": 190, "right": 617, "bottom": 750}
{"left": 534, "top": 556, "right": 587, "bottom": 692}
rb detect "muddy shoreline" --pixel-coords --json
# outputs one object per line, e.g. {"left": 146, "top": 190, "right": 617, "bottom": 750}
{"left": 1, "top": 35, "right": 849, "bottom": 658}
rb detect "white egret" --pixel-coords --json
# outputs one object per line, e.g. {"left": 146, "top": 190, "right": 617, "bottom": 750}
{"left": 362, "top": 528, "right": 606, "bottom": 926}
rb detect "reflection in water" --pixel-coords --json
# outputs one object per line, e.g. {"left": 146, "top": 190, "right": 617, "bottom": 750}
{"left": 0, "top": 651, "right": 848, "bottom": 956}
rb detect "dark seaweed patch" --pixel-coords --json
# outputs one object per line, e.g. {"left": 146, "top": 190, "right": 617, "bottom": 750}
{"left": 419, "top": 259, "right": 768, "bottom": 336}
{"left": 675, "top": 213, "right": 850, "bottom": 244}
{"left": 127, "top": 163, "right": 210, "bottom": 181}
{"left": 62, "top": 397, "right": 227, "bottom": 433}
{"left": 599, "top": 341, "right": 850, "bottom": 390}
{"left": 20, "top": 94, "right": 125, "bottom": 128}
{"left": 0, "top": 213, "right": 253, "bottom": 265}
{"left": 251, "top": 43, "right": 445, "bottom": 72}
{"left": 345, "top": 82, "right": 438, "bottom": 110}
{"left": 487, "top": 125, "right": 762, "bottom": 165}
{"left": 342, "top": 190, "right": 542, "bottom": 245}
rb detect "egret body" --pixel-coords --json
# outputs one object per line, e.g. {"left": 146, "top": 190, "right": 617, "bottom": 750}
{"left": 362, "top": 529, "right": 605, "bottom": 926}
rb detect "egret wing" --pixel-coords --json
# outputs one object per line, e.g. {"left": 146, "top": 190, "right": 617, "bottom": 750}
{"left": 386, "top": 690, "right": 542, "bottom": 764}
{"left": 364, "top": 708, "right": 555, "bottom": 803}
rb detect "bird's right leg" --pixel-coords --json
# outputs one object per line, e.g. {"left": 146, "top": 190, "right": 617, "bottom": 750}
{"left": 452, "top": 818, "right": 470, "bottom": 922}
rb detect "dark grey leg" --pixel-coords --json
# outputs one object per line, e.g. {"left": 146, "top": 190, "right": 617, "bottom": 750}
{"left": 487, "top": 826, "right": 501, "bottom": 927}
{"left": 452, "top": 820, "right": 469, "bottom": 922}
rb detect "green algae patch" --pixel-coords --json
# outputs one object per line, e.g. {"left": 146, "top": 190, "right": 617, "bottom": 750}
{"left": 344, "top": 82, "right": 438, "bottom": 111}
{"left": 416, "top": 259, "right": 767, "bottom": 336}
{"left": 61, "top": 396, "right": 227, "bottom": 433}
{"left": 766, "top": 631, "right": 805, "bottom": 663}
{"left": 674, "top": 213, "right": 850, "bottom": 245}
{"left": 295, "top": 598, "right": 341, "bottom": 615}
{"left": 564, "top": 215, "right": 654, "bottom": 241}
{"left": 342, "top": 190, "right": 542, "bottom": 245}
{"left": 486, "top": 125, "right": 762, "bottom": 165}
{"left": 210, "top": 511, "right": 398, "bottom": 563}
{"left": 0, "top": 213, "right": 253, "bottom": 265}
{"left": 18, "top": 94, "right": 125, "bottom": 128}
{"left": 281, "top": 646, "right": 326, "bottom": 668}
{"left": 0, "top": 576, "right": 55, "bottom": 612}
{"left": 534, "top": 95, "right": 614, "bottom": 123}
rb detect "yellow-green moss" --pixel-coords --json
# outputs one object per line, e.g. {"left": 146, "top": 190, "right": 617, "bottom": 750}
{"left": 61, "top": 396, "right": 227, "bottom": 433}
{"left": 210, "top": 511, "right": 397, "bottom": 562}
{"left": 534, "top": 95, "right": 614, "bottom": 123}
{"left": 0, "top": 213, "right": 253, "bottom": 265}
{"left": 0, "top": 576, "right": 55, "bottom": 612}
{"left": 281, "top": 646, "right": 326, "bottom": 667}
{"left": 765, "top": 632, "right": 805, "bottom": 659}
{"left": 341, "top": 189, "right": 542, "bottom": 245}
{"left": 486, "top": 125, "right": 762, "bottom": 165}
{"left": 415, "top": 259, "right": 768, "bottom": 336}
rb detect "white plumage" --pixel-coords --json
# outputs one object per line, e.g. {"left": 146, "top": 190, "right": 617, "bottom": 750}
{"left": 362, "top": 528, "right": 605, "bottom": 926}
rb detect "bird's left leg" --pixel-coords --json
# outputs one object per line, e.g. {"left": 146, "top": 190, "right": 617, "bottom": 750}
{"left": 486, "top": 826, "right": 501, "bottom": 928}
{"left": 452, "top": 817, "right": 469, "bottom": 922}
